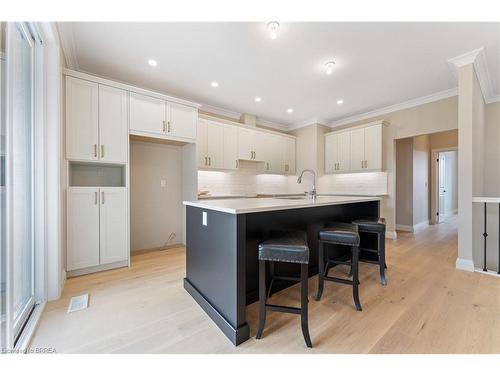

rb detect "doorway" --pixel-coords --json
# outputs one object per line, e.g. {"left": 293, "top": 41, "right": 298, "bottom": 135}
{"left": 434, "top": 149, "right": 458, "bottom": 223}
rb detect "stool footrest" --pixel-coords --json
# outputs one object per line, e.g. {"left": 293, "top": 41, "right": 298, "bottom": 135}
{"left": 326, "top": 259, "right": 351, "bottom": 266}
{"left": 265, "top": 304, "right": 302, "bottom": 315}
{"left": 359, "top": 259, "right": 380, "bottom": 265}
{"left": 359, "top": 247, "right": 379, "bottom": 254}
{"left": 324, "top": 276, "right": 360, "bottom": 286}
{"left": 272, "top": 275, "right": 301, "bottom": 282}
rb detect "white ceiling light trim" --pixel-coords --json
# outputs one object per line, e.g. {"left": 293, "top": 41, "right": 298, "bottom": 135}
{"left": 327, "top": 87, "right": 458, "bottom": 128}
{"left": 148, "top": 59, "right": 157, "bottom": 67}
{"left": 325, "top": 61, "right": 336, "bottom": 75}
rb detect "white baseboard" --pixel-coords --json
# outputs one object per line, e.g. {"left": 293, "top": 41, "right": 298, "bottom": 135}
{"left": 396, "top": 224, "right": 413, "bottom": 232}
{"left": 396, "top": 221, "right": 429, "bottom": 233}
{"left": 456, "top": 258, "right": 475, "bottom": 272}
{"left": 385, "top": 230, "right": 397, "bottom": 240}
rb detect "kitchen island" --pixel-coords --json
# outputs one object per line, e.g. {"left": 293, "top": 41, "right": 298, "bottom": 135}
{"left": 183, "top": 195, "right": 381, "bottom": 345}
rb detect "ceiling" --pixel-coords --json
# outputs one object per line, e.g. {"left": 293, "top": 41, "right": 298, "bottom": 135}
{"left": 58, "top": 22, "right": 500, "bottom": 129}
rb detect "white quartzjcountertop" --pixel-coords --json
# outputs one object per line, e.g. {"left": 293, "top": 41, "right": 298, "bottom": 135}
{"left": 183, "top": 195, "right": 381, "bottom": 214}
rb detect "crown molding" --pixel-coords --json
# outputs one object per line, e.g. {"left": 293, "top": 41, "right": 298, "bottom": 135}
{"left": 57, "top": 22, "right": 79, "bottom": 69}
{"left": 286, "top": 117, "right": 330, "bottom": 131}
{"left": 488, "top": 94, "right": 500, "bottom": 104}
{"left": 199, "top": 103, "right": 289, "bottom": 131}
{"left": 327, "top": 87, "right": 458, "bottom": 128}
{"left": 448, "top": 47, "right": 498, "bottom": 104}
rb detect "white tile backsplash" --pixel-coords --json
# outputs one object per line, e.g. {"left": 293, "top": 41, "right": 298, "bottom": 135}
{"left": 198, "top": 161, "right": 388, "bottom": 197}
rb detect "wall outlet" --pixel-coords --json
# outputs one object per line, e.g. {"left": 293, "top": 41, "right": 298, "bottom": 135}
{"left": 202, "top": 212, "right": 207, "bottom": 226}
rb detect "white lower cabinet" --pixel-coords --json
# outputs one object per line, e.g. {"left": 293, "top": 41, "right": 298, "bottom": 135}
{"left": 67, "top": 187, "right": 128, "bottom": 272}
{"left": 99, "top": 187, "right": 128, "bottom": 265}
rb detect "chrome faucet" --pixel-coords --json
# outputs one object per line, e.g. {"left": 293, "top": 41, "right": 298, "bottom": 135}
{"left": 297, "top": 169, "right": 317, "bottom": 199}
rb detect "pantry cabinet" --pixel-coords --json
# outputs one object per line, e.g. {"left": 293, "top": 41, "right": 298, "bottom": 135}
{"left": 67, "top": 187, "right": 128, "bottom": 271}
{"left": 325, "top": 121, "right": 385, "bottom": 174}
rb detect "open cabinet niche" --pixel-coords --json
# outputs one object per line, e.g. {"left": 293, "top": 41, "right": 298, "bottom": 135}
{"left": 129, "top": 136, "right": 197, "bottom": 253}
{"left": 68, "top": 162, "right": 126, "bottom": 187}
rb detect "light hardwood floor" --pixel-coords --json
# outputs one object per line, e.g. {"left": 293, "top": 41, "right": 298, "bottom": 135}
{"left": 30, "top": 216, "right": 500, "bottom": 353}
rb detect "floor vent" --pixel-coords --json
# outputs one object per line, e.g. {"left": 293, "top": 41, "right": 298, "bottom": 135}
{"left": 67, "top": 294, "right": 89, "bottom": 313}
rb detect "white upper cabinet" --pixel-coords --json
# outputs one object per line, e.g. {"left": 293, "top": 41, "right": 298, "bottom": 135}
{"left": 222, "top": 125, "right": 238, "bottom": 170}
{"left": 237, "top": 127, "right": 255, "bottom": 161}
{"left": 167, "top": 102, "right": 197, "bottom": 140}
{"left": 130, "top": 92, "right": 197, "bottom": 141}
{"left": 66, "top": 77, "right": 99, "bottom": 161}
{"left": 99, "top": 85, "right": 128, "bottom": 163}
{"left": 129, "top": 92, "right": 165, "bottom": 136}
{"left": 325, "top": 121, "right": 385, "bottom": 174}
{"left": 197, "top": 119, "right": 208, "bottom": 168}
{"left": 284, "top": 137, "right": 296, "bottom": 174}
{"left": 206, "top": 121, "right": 224, "bottom": 169}
{"left": 350, "top": 128, "right": 365, "bottom": 172}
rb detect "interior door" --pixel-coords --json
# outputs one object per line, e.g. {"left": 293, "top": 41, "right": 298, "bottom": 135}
{"left": 206, "top": 121, "right": 224, "bottom": 169}
{"left": 167, "top": 101, "right": 197, "bottom": 140}
{"left": 99, "top": 187, "right": 128, "bottom": 265}
{"left": 66, "top": 187, "right": 100, "bottom": 271}
{"left": 438, "top": 153, "right": 446, "bottom": 222}
{"left": 129, "top": 92, "right": 165, "bottom": 135}
{"left": 98, "top": 85, "right": 128, "bottom": 163}
{"left": 65, "top": 76, "right": 99, "bottom": 160}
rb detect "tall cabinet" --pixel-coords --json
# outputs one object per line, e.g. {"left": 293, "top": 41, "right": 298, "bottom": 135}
{"left": 64, "top": 70, "right": 199, "bottom": 276}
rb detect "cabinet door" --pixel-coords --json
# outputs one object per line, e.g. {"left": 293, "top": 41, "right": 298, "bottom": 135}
{"left": 350, "top": 128, "right": 365, "bottom": 171}
{"left": 284, "top": 137, "right": 296, "bottom": 174}
{"left": 66, "top": 77, "right": 99, "bottom": 161}
{"left": 206, "top": 121, "right": 224, "bottom": 169}
{"left": 338, "top": 131, "right": 351, "bottom": 172}
{"left": 129, "top": 92, "right": 165, "bottom": 135}
{"left": 253, "top": 131, "right": 266, "bottom": 162}
{"left": 99, "top": 85, "right": 128, "bottom": 163}
{"left": 324, "top": 134, "right": 339, "bottom": 173}
{"left": 167, "top": 101, "right": 197, "bottom": 140}
{"left": 196, "top": 119, "right": 208, "bottom": 168}
{"left": 237, "top": 127, "right": 254, "bottom": 160}
{"left": 223, "top": 125, "right": 239, "bottom": 170}
{"left": 263, "top": 134, "right": 281, "bottom": 173}
{"left": 99, "top": 187, "right": 128, "bottom": 265}
{"left": 66, "top": 188, "right": 100, "bottom": 271}
{"left": 364, "top": 124, "right": 382, "bottom": 170}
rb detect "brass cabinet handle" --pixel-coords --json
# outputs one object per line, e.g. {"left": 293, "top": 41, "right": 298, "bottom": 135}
{"left": 94, "top": 191, "right": 98, "bottom": 205}
{"left": 365, "top": 160, "right": 368, "bottom": 168}
{"left": 167, "top": 121, "right": 171, "bottom": 133}
{"left": 101, "top": 191, "right": 105, "bottom": 204}
{"left": 94, "top": 144, "right": 97, "bottom": 157}
{"left": 101, "top": 145, "right": 104, "bottom": 158}
{"left": 208, "top": 157, "right": 211, "bottom": 166}
{"left": 205, "top": 156, "right": 208, "bottom": 166}
{"left": 235, "top": 160, "right": 239, "bottom": 168}
{"left": 162, "top": 120, "right": 166, "bottom": 132}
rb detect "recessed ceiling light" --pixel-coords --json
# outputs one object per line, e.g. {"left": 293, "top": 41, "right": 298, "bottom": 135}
{"left": 148, "top": 59, "right": 157, "bottom": 67}
{"left": 211, "top": 81, "right": 219, "bottom": 88}
{"left": 287, "top": 108, "right": 293, "bottom": 114}
{"left": 267, "top": 22, "right": 280, "bottom": 40}
{"left": 337, "top": 99, "right": 344, "bottom": 105}
{"left": 254, "top": 97, "right": 262, "bottom": 102}
{"left": 325, "top": 60, "right": 336, "bottom": 75}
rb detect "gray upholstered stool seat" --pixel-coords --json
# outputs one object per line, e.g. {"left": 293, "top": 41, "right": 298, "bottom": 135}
{"left": 256, "top": 230, "right": 312, "bottom": 348}
{"left": 319, "top": 223, "right": 360, "bottom": 246}
{"left": 352, "top": 217, "right": 386, "bottom": 233}
{"left": 352, "top": 217, "right": 387, "bottom": 285}
{"left": 258, "top": 231, "right": 309, "bottom": 264}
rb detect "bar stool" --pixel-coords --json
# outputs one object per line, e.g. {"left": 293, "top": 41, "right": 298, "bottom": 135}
{"left": 316, "top": 223, "right": 362, "bottom": 311}
{"left": 352, "top": 217, "right": 387, "bottom": 285}
{"left": 256, "top": 231, "right": 312, "bottom": 348}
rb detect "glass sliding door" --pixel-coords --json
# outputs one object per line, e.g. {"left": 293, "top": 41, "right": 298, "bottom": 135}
{"left": 7, "top": 22, "right": 35, "bottom": 344}
{"left": 0, "top": 22, "right": 6, "bottom": 349}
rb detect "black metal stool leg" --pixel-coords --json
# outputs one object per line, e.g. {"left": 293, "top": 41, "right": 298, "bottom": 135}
{"left": 267, "top": 261, "right": 275, "bottom": 299}
{"left": 378, "top": 232, "right": 387, "bottom": 286}
{"left": 256, "top": 260, "right": 267, "bottom": 339}
{"left": 300, "top": 263, "right": 312, "bottom": 348}
{"left": 352, "top": 245, "right": 362, "bottom": 311}
{"left": 316, "top": 241, "right": 324, "bottom": 301}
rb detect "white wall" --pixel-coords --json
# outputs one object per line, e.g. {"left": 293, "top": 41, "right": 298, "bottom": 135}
{"left": 413, "top": 135, "right": 430, "bottom": 226}
{"left": 441, "top": 150, "right": 458, "bottom": 215}
{"left": 130, "top": 141, "right": 183, "bottom": 251}
{"left": 395, "top": 138, "right": 413, "bottom": 227}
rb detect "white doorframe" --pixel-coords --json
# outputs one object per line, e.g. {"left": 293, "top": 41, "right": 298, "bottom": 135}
{"left": 431, "top": 147, "right": 458, "bottom": 224}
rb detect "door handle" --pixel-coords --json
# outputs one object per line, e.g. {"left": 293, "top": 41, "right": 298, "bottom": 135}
{"left": 167, "top": 121, "right": 171, "bottom": 133}
{"left": 162, "top": 120, "right": 166, "bottom": 132}
{"left": 94, "top": 191, "right": 98, "bottom": 205}
{"left": 101, "top": 191, "right": 105, "bottom": 204}
{"left": 94, "top": 144, "right": 97, "bottom": 158}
